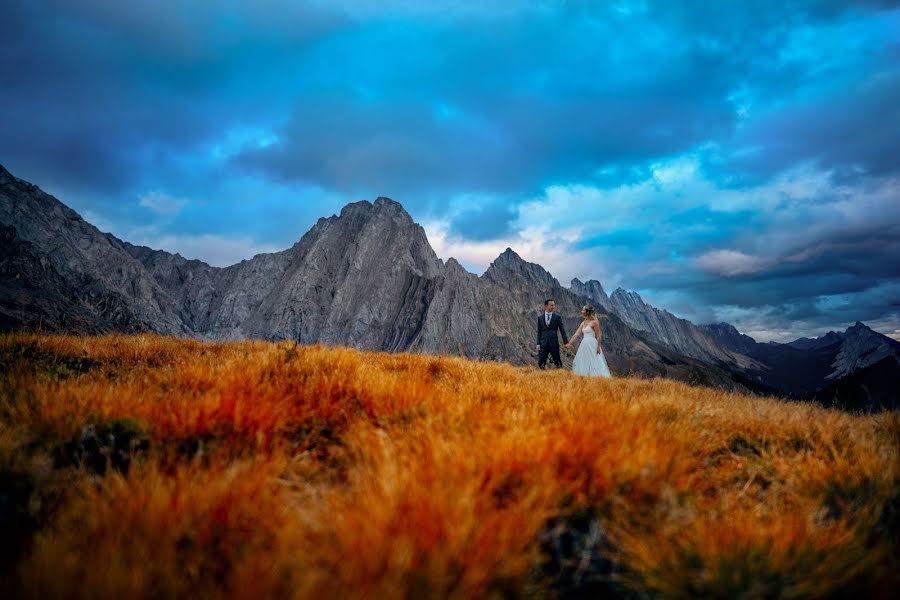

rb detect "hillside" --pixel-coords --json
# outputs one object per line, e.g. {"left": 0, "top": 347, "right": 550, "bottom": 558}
{"left": 1, "top": 333, "right": 897, "bottom": 598}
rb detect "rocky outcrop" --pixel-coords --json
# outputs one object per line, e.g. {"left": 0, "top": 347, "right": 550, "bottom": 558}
{"left": 785, "top": 331, "right": 845, "bottom": 351}
{"left": 240, "top": 199, "right": 443, "bottom": 349}
{"left": 701, "top": 322, "right": 761, "bottom": 356}
{"left": 569, "top": 278, "right": 612, "bottom": 313}
{"left": 0, "top": 223, "right": 150, "bottom": 334}
{"left": 0, "top": 165, "right": 188, "bottom": 335}
{"left": 827, "top": 321, "right": 900, "bottom": 380}
{"left": 601, "top": 287, "right": 759, "bottom": 369}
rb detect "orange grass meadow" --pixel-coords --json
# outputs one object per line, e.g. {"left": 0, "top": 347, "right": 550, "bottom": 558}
{"left": 1, "top": 332, "right": 897, "bottom": 598}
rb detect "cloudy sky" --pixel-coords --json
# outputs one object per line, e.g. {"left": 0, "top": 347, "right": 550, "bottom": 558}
{"left": 2, "top": 0, "right": 898, "bottom": 342}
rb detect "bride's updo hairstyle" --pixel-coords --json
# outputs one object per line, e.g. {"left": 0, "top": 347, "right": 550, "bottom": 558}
{"left": 582, "top": 304, "right": 597, "bottom": 318}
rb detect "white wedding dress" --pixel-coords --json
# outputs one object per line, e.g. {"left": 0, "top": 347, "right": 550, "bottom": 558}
{"left": 572, "top": 322, "right": 612, "bottom": 378}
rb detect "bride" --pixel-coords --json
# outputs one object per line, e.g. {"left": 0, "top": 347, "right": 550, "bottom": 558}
{"left": 565, "top": 304, "right": 612, "bottom": 378}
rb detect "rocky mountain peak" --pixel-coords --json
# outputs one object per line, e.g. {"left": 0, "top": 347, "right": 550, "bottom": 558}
{"left": 374, "top": 196, "right": 401, "bottom": 207}
{"left": 828, "top": 321, "right": 900, "bottom": 379}
{"left": 846, "top": 321, "right": 872, "bottom": 335}
{"left": 838, "top": 322, "right": 893, "bottom": 347}
{"left": 338, "top": 200, "right": 372, "bottom": 217}
{"left": 571, "top": 278, "right": 607, "bottom": 296}
{"left": 610, "top": 287, "right": 648, "bottom": 309}
{"left": 786, "top": 330, "right": 845, "bottom": 350}
{"left": 496, "top": 247, "right": 523, "bottom": 263}
{"left": 334, "top": 196, "right": 423, "bottom": 240}
{"left": 483, "top": 248, "right": 561, "bottom": 290}
{"left": 700, "top": 322, "right": 759, "bottom": 356}
{"left": 707, "top": 322, "right": 741, "bottom": 337}
{"left": 444, "top": 257, "right": 466, "bottom": 273}
{"left": 0, "top": 164, "right": 55, "bottom": 214}
{"left": 0, "top": 163, "right": 193, "bottom": 335}
{"left": 570, "top": 278, "right": 612, "bottom": 311}
{"left": 0, "top": 164, "right": 26, "bottom": 188}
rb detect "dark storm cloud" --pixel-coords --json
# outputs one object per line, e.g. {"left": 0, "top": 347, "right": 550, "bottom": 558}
{"left": 230, "top": 7, "right": 743, "bottom": 199}
{"left": 233, "top": 91, "right": 735, "bottom": 200}
{"left": 3, "top": 0, "right": 896, "bottom": 205}
{"left": 0, "top": 0, "right": 347, "bottom": 204}
{"left": 0, "top": 0, "right": 898, "bottom": 340}
{"left": 627, "top": 192, "right": 900, "bottom": 336}
{"left": 708, "top": 71, "right": 900, "bottom": 186}
{"left": 447, "top": 201, "right": 518, "bottom": 241}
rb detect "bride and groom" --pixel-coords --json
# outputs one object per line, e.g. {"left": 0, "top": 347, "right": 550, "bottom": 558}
{"left": 536, "top": 298, "right": 611, "bottom": 377}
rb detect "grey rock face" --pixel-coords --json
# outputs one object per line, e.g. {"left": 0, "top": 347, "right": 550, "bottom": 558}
{"left": 569, "top": 278, "right": 612, "bottom": 313}
{"left": 0, "top": 223, "right": 149, "bottom": 334}
{"left": 700, "top": 322, "right": 760, "bottom": 356}
{"left": 604, "top": 287, "right": 759, "bottom": 369}
{"left": 0, "top": 165, "right": 189, "bottom": 335}
{"left": 240, "top": 198, "right": 443, "bottom": 349}
{"left": 828, "top": 322, "right": 900, "bottom": 380}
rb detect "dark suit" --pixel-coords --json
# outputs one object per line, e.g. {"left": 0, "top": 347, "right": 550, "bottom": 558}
{"left": 536, "top": 312, "right": 568, "bottom": 368}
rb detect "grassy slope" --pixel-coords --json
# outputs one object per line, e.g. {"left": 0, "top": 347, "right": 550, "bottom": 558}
{"left": 1, "top": 332, "right": 897, "bottom": 598}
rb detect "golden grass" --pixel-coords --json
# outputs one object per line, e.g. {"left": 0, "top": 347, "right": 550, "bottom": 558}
{"left": 1, "top": 332, "right": 897, "bottom": 598}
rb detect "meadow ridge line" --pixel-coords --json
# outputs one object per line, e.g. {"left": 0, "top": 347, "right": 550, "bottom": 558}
{"left": 0, "top": 332, "right": 897, "bottom": 598}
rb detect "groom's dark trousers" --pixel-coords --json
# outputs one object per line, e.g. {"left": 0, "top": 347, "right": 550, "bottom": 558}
{"left": 536, "top": 313, "right": 568, "bottom": 369}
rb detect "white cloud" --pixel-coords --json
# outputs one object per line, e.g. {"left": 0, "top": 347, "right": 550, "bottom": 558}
{"left": 138, "top": 191, "right": 189, "bottom": 215}
{"left": 488, "top": 155, "right": 900, "bottom": 340}
{"left": 694, "top": 249, "right": 773, "bottom": 276}
{"left": 713, "top": 309, "right": 805, "bottom": 343}
{"left": 422, "top": 219, "right": 607, "bottom": 287}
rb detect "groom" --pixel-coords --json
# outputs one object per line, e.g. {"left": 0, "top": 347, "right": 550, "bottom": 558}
{"left": 535, "top": 298, "right": 568, "bottom": 369}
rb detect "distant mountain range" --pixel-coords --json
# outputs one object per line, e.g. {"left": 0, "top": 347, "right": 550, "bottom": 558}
{"left": 702, "top": 320, "right": 899, "bottom": 411}
{"left": 1, "top": 164, "right": 897, "bottom": 411}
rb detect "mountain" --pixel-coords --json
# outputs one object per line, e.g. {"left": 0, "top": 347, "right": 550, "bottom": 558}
{"left": 581, "top": 285, "right": 760, "bottom": 370}
{"left": 224, "top": 198, "right": 443, "bottom": 349}
{"left": 828, "top": 321, "right": 900, "bottom": 380}
{"left": 700, "top": 322, "right": 759, "bottom": 356}
{"left": 701, "top": 321, "right": 837, "bottom": 395}
{"left": 569, "top": 285, "right": 897, "bottom": 409}
{"left": 0, "top": 164, "right": 752, "bottom": 390}
{"left": 2, "top": 163, "right": 895, "bottom": 409}
{"left": 0, "top": 222, "right": 145, "bottom": 334}
{"left": 811, "top": 355, "right": 900, "bottom": 412}
{"left": 569, "top": 278, "right": 612, "bottom": 312}
{"left": 0, "top": 165, "right": 190, "bottom": 335}
{"left": 785, "top": 331, "right": 845, "bottom": 351}
{"left": 702, "top": 319, "right": 900, "bottom": 409}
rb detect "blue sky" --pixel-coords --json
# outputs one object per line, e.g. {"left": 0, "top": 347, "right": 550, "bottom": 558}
{"left": 2, "top": 0, "right": 898, "bottom": 341}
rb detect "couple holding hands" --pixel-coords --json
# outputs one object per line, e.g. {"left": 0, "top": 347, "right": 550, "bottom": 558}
{"left": 536, "top": 298, "right": 611, "bottom": 378}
